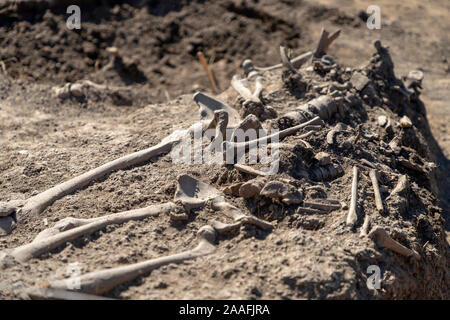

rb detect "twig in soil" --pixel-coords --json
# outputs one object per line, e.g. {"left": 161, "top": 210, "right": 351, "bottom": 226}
{"left": 346, "top": 166, "right": 359, "bottom": 227}
{"left": 1, "top": 203, "right": 176, "bottom": 263}
{"left": 48, "top": 226, "right": 217, "bottom": 295}
{"left": 368, "top": 226, "right": 420, "bottom": 260}
{"left": 197, "top": 51, "right": 218, "bottom": 94}
{"left": 369, "top": 169, "right": 384, "bottom": 213}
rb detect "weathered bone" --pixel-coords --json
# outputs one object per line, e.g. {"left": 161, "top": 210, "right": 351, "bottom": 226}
{"left": 231, "top": 75, "right": 259, "bottom": 102}
{"left": 314, "top": 28, "right": 341, "bottom": 58}
{"left": 197, "top": 51, "right": 218, "bottom": 93}
{"left": 346, "top": 166, "right": 359, "bottom": 227}
{"left": 303, "top": 201, "right": 341, "bottom": 212}
{"left": 23, "top": 287, "right": 116, "bottom": 300}
{"left": 360, "top": 213, "right": 371, "bottom": 237}
{"left": 193, "top": 92, "right": 241, "bottom": 128}
{"left": 48, "top": 225, "right": 216, "bottom": 295}
{"left": 369, "top": 169, "right": 384, "bottom": 213}
{"left": 175, "top": 175, "right": 273, "bottom": 230}
{"left": 234, "top": 164, "right": 269, "bottom": 177}
{"left": 224, "top": 116, "right": 323, "bottom": 153}
{"left": 368, "top": 226, "right": 420, "bottom": 260}
{"left": 279, "top": 46, "right": 299, "bottom": 75}
{"left": 0, "top": 137, "right": 180, "bottom": 235}
{"left": 386, "top": 175, "right": 409, "bottom": 200}
{"left": 2, "top": 203, "right": 176, "bottom": 263}
{"left": 242, "top": 51, "right": 312, "bottom": 75}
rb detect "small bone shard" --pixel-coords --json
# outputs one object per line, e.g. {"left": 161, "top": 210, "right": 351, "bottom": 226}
{"left": 369, "top": 169, "right": 384, "bottom": 213}
{"left": 49, "top": 226, "right": 217, "bottom": 295}
{"left": 2, "top": 203, "right": 177, "bottom": 263}
{"left": 303, "top": 201, "right": 341, "bottom": 212}
{"left": 346, "top": 166, "right": 359, "bottom": 227}
{"left": 23, "top": 287, "right": 116, "bottom": 300}
{"left": 368, "top": 226, "right": 420, "bottom": 260}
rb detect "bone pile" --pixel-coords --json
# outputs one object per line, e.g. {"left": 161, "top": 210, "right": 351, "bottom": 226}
{"left": 1, "top": 29, "right": 447, "bottom": 299}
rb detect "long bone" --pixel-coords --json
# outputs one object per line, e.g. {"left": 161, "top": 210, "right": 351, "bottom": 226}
{"left": 368, "top": 226, "right": 420, "bottom": 260}
{"left": 224, "top": 116, "right": 323, "bottom": 153}
{"left": 1, "top": 203, "right": 176, "bottom": 263}
{"left": 48, "top": 225, "right": 216, "bottom": 295}
{"left": 0, "top": 93, "right": 242, "bottom": 236}
{"left": 174, "top": 175, "right": 273, "bottom": 230}
{"left": 346, "top": 166, "right": 359, "bottom": 227}
{"left": 193, "top": 92, "right": 241, "bottom": 129}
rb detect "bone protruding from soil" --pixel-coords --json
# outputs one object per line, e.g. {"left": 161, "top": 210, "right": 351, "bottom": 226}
{"left": 242, "top": 51, "right": 312, "bottom": 76}
{"left": 3, "top": 136, "right": 179, "bottom": 232}
{"left": 368, "top": 226, "right": 420, "bottom": 260}
{"left": 193, "top": 92, "right": 241, "bottom": 128}
{"left": 231, "top": 74, "right": 260, "bottom": 103}
{"left": 369, "top": 169, "right": 384, "bottom": 213}
{"left": 49, "top": 225, "right": 217, "bottom": 295}
{"left": 2, "top": 203, "right": 177, "bottom": 263}
{"left": 314, "top": 28, "right": 341, "bottom": 58}
{"left": 279, "top": 46, "right": 299, "bottom": 75}
{"left": 346, "top": 166, "right": 359, "bottom": 227}
{"left": 23, "top": 287, "right": 116, "bottom": 300}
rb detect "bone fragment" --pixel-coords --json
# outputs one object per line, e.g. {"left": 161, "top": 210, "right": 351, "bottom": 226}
{"left": 314, "top": 29, "right": 341, "bottom": 58}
